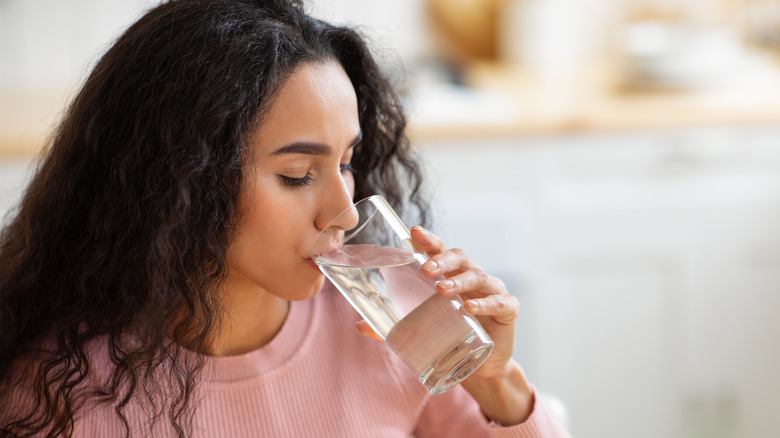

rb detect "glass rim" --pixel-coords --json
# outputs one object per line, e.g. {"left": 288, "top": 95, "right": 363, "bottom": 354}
{"left": 309, "top": 194, "right": 410, "bottom": 264}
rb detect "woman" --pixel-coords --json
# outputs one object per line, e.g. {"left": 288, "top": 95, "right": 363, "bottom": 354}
{"left": 0, "top": 1, "right": 570, "bottom": 436}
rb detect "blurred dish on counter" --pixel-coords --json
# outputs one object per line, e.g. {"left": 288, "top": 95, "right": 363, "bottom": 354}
{"left": 620, "top": 21, "right": 773, "bottom": 90}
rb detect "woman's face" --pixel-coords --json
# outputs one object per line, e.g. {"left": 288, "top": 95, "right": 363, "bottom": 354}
{"left": 225, "top": 60, "right": 361, "bottom": 301}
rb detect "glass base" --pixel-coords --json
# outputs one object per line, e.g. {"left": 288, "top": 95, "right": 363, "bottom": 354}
{"left": 419, "top": 331, "right": 495, "bottom": 395}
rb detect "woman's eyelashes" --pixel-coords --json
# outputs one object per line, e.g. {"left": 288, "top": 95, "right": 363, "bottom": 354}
{"left": 279, "top": 164, "right": 353, "bottom": 189}
{"left": 279, "top": 173, "right": 314, "bottom": 188}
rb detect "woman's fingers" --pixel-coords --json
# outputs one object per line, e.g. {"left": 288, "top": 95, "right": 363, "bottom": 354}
{"left": 433, "top": 266, "right": 503, "bottom": 296}
{"left": 355, "top": 319, "right": 383, "bottom": 341}
{"left": 421, "top": 247, "right": 477, "bottom": 279}
{"left": 413, "top": 227, "right": 478, "bottom": 278}
{"left": 410, "top": 225, "right": 446, "bottom": 256}
{"left": 409, "top": 226, "right": 522, "bottom": 381}
{"left": 413, "top": 227, "right": 518, "bottom": 319}
{"left": 464, "top": 294, "right": 521, "bottom": 325}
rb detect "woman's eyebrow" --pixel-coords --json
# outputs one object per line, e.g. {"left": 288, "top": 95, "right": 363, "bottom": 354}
{"left": 272, "top": 142, "right": 332, "bottom": 156}
{"left": 272, "top": 131, "right": 362, "bottom": 156}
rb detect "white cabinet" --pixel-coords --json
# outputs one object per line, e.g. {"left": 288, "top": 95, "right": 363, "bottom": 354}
{"left": 419, "top": 126, "right": 780, "bottom": 438}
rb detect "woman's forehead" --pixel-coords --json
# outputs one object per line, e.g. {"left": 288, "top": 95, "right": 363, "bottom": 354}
{"left": 250, "top": 61, "right": 360, "bottom": 156}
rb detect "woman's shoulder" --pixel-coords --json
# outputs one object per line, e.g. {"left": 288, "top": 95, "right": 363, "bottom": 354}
{"left": 0, "top": 334, "right": 115, "bottom": 431}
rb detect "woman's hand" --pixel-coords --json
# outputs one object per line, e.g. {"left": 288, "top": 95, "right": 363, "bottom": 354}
{"left": 356, "top": 226, "right": 521, "bottom": 366}
{"left": 411, "top": 225, "right": 520, "bottom": 379}
{"left": 356, "top": 225, "right": 534, "bottom": 425}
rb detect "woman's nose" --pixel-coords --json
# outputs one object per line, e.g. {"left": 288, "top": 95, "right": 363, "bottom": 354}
{"left": 315, "top": 177, "right": 358, "bottom": 232}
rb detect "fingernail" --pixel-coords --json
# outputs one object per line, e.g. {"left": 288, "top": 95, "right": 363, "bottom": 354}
{"left": 439, "top": 279, "right": 455, "bottom": 291}
{"left": 422, "top": 260, "right": 438, "bottom": 272}
{"left": 411, "top": 225, "right": 424, "bottom": 232}
{"left": 466, "top": 300, "right": 481, "bottom": 311}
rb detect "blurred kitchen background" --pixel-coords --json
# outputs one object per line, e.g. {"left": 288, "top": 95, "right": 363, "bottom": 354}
{"left": 3, "top": 0, "right": 780, "bottom": 436}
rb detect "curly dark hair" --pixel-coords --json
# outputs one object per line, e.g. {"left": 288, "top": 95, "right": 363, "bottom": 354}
{"left": 0, "top": 0, "right": 427, "bottom": 436}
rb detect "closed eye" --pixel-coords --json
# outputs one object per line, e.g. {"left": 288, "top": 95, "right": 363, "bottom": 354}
{"left": 340, "top": 163, "right": 355, "bottom": 174}
{"left": 279, "top": 173, "right": 314, "bottom": 188}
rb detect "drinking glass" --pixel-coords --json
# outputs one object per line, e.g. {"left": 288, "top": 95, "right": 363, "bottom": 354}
{"left": 310, "top": 195, "right": 494, "bottom": 395}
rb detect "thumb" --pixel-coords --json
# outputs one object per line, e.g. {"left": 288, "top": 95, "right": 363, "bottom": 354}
{"left": 355, "top": 320, "right": 383, "bottom": 342}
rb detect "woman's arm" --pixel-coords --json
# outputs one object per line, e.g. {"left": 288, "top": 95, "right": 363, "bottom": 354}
{"left": 460, "top": 360, "right": 534, "bottom": 425}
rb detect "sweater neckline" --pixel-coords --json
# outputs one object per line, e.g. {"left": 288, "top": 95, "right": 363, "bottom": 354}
{"left": 199, "top": 294, "right": 317, "bottom": 384}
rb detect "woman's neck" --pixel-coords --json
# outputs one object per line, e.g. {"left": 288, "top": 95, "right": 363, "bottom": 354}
{"left": 209, "top": 282, "right": 290, "bottom": 356}
{"left": 171, "top": 276, "right": 291, "bottom": 357}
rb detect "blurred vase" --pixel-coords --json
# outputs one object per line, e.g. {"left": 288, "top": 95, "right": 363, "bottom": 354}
{"left": 427, "top": 0, "right": 503, "bottom": 61}
{"left": 499, "top": 0, "right": 587, "bottom": 74}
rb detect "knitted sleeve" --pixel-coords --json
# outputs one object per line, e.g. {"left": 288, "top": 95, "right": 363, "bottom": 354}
{"left": 414, "top": 385, "right": 572, "bottom": 438}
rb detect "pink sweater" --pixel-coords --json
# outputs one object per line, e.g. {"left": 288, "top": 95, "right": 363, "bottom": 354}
{"left": 10, "top": 284, "right": 571, "bottom": 437}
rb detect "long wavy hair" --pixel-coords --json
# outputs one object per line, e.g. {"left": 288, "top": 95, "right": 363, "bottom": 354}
{"left": 0, "top": 1, "right": 427, "bottom": 436}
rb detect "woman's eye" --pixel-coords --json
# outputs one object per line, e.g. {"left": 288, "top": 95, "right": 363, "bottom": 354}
{"left": 340, "top": 163, "right": 355, "bottom": 174}
{"left": 279, "top": 174, "right": 314, "bottom": 188}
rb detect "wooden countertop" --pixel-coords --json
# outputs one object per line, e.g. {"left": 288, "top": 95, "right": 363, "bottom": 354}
{"left": 3, "top": 57, "right": 780, "bottom": 157}
{"left": 408, "top": 57, "right": 780, "bottom": 142}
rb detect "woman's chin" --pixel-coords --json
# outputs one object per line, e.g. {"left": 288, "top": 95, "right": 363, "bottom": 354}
{"left": 291, "top": 276, "right": 326, "bottom": 301}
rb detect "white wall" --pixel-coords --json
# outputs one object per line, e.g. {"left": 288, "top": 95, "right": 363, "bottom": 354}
{"left": 0, "top": 157, "right": 34, "bottom": 226}
{"left": 304, "top": 0, "right": 430, "bottom": 62}
{"left": 0, "top": 0, "right": 158, "bottom": 89}
{"left": 0, "top": 0, "right": 428, "bottom": 90}
{"left": 0, "top": 0, "right": 744, "bottom": 90}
